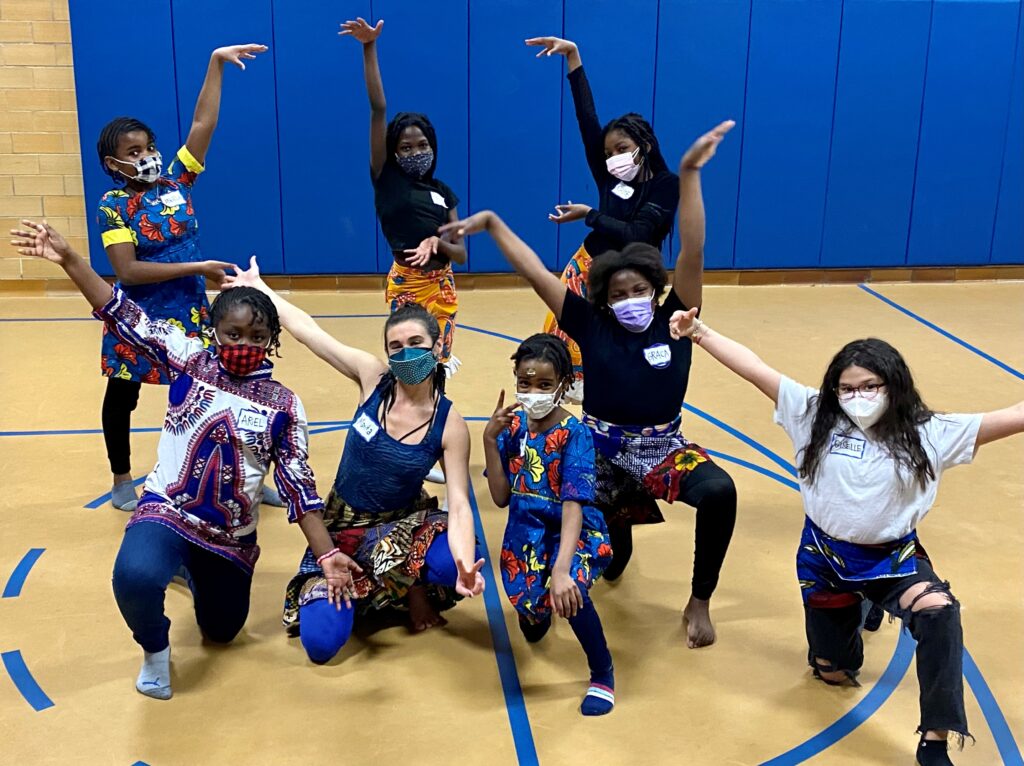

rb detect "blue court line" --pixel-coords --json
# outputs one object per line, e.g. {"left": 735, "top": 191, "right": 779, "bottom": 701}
{"left": 704, "top": 449, "right": 800, "bottom": 492}
{"left": 2, "top": 549, "right": 45, "bottom": 599}
{"left": 683, "top": 403, "right": 798, "bottom": 478}
{"left": 466, "top": 482, "right": 539, "bottom": 766}
{"left": 858, "top": 284, "right": 1024, "bottom": 381}
{"left": 0, "top": 650, "right": 54, "bottom": 711}
{"left": 758, "top": 630, "right": 917, "bottom": 766}
{"left": 964, "top": 650, "right": 1024, "bottom": 765}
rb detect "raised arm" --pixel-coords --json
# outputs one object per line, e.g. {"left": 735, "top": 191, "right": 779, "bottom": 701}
{"left": 673, "top": 120, "right": 735, "bottom": 311}
{"left": 223, "top": 257, "right": 386, "bottom": 391}
{"left": 439, "top": 211, "right": 566, "bottom": 320}
{"left": 340, "top": 18, "right": 387, "bottom": 179}
{"left": 526, "top": 37, "right": 606, "bottom": 182}
{"left": 440, "top": 411, "right": 486, "bottom": 598}
{"left": 976, "top": 401, "right": 1024, "bottom": 448}
{"left": 185, "top": 44, "right": 268, "bottom": 166}
{"left": 670, "top": 308, "right": 782, "bottom": 404}
{"left": 11, "top": 219, "right": 111, "bottom": 309}
{"left": 482, "top": 391, "right": 518, "bottom": 508}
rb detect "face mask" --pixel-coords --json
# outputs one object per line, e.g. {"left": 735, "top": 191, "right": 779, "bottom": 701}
{"left": 396, "top": 150, "right": 433, "bottom": 179}
{"left": 215, "top": 333, "right": 269, "bottom": 377}
{"left": 606, "top": 147, "right": 641, "bottom": 182}
{"left": 610, "top": 295, "right": 655, "bottom": 333}
{"left": 840, "top": 392, "right": 888, "bottom": 431}
{"left": 389, "top": 346, "right": 437, "bottom": 385}
{"left": 516, "top": 389, "right": 562, "bottom": 421}
{"left": 111, "top": 152, "right": 163, "bottom": 184}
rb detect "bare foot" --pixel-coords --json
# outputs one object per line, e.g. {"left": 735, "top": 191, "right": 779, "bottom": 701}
{"left": 407, "top": 585, "right": 448, "bottom": 633}
{"left": 682, "top": 596, "right": 716, "bottom": 649}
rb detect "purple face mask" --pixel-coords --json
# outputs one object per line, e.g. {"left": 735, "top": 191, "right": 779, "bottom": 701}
{"left": 610, "top": 295, "right": 655, "bottom": 333}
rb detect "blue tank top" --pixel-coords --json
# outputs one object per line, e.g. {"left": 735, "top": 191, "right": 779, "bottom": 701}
{"left": 333, "top": 379, "right": 452, "bottom": 514}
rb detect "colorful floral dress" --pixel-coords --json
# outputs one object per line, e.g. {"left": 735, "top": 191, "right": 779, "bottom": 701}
{"left": 97, "top": 145, "right": 210, "bottom": 384}
{"left": 496, "top": 413, "right": 612, "bottom": 623}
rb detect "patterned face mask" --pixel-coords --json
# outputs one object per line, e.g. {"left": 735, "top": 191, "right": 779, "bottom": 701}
{"left": 215, "top": 332, "right": 269, "bottom": 377}
{"left": 110, "top": 152, "right": 163, "bottom": 184}
{"left": 388, "top": 346, "right": 438, "bottom": 384}
{"left": 395, "top": 150, "right": 433, "bottom": 179}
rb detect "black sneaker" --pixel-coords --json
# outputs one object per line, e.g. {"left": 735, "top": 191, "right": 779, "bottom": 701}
{"left": 916, "top": 737, "right": 954, "bottom": 766}
{"left": 863, "top": 602, "right": 885, "bottom": 632}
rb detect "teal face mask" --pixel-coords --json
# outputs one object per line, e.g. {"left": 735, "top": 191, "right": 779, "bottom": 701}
{"left": 388, "top": 346, "right": 437, "bottom": 384}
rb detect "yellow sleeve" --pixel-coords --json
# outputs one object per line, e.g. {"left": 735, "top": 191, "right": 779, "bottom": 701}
{"left": 175, "top": 144, "right": 205, "bottom": 175}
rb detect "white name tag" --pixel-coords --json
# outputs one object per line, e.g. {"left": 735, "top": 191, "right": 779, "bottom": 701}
{"left": 160, "top": 190, "right": 186, "bottom": 207}
{"left": 237, "top": 408, "right": 268, "bottom": 432}
{"left": 611, "top": 182, "right": 634, "bottom": 200}
{"left": 353, "top": 412, "right": 380, "bottom": 442}
{"left": 430, "top": 190, "right": 448, "bottom": 208}
{"left": 643, "top": 343, "right": 672, "bottom": 369}
{"left": 829, "top": 433, "right": 866, "bottom": 459}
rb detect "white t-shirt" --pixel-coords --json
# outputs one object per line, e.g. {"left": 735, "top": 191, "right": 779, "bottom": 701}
{"left": 773, "top": 376, "right": 981, "bottom": 544}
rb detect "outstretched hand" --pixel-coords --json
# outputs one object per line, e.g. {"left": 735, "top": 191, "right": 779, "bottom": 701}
{"left": 320, "top": 552, "right": 363, "bottom": 610}
{"left": 524, "top": 36, "right": 577, "bottom": 58}
{"left": 403, "top": 236, "right": 439, "bottom": 267}
{"left": 455, "top": 557, "right": 486, "bottom": 598}
{"left": 339, "top": 17, "right": 383, "bottom": 44}
{"left": 680, "top": 120, "right": 736, "bottom": 171}
{"left": 9, "top": 219, "right": 72, "bottom": 264}
{"left": 548, "top": 201, "right": 590, "bottom": 224}
{"left": 213, "top": 44, "right": 268, "bottom": 71}
{"left": 221, "top": 255, "right": 266, "bottom": 291}
{"left": 438, "top": 210, "right": 493, "bottom": 239}
{"left": 669, "top": 307, "right": 700, "bottom": 340}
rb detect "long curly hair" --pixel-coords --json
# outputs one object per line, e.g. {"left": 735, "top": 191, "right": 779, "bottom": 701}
{"left": 800, "top": 338, "right": 936, "bottom": 490}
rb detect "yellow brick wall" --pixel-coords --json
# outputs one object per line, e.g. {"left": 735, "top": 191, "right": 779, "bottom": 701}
{"left": 0, "top": 0, "right": 88, "bottom": 282}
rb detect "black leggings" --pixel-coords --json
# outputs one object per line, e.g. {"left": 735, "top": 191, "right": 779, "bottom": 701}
{"left": 102, "top": 377, "right": 141, "bottom": 475}
{"left": 606, "top": 459, "right": 737, "bottom": 600}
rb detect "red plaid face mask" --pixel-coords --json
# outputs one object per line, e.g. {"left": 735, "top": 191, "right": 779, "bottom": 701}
{"left": 216, "top": 338, "right": 268, "bottom": 376}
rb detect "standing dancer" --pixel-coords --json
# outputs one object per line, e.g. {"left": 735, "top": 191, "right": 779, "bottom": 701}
{"left": 525, "top": 35, "right": 679, "bottom": 402}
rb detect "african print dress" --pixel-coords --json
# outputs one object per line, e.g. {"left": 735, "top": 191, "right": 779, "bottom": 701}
{"left": 97, "top": 145, "right": 210, "bottom": 384}
{"left": 496, "top": 413, "right": 612, "bottom": 623}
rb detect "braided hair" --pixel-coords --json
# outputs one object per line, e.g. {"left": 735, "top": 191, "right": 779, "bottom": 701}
{"left": 209, "top": 287, "right": 282, "bottom": 357}
{"left": 97, "top": 116, "right": 156, "bottom": 182}
{"left": 380, "top": 303, "right": 446, "bottom": 415}
{"left": 385, "top": 111, "right": 438, "bottom": 178}
{"left": 602, "top": 112, "right": 669, "bottom": 176}
{"left": 511, "top": 333, "right": 573, "bottom": 385}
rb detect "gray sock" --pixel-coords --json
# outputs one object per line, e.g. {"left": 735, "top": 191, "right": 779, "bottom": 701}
{"left": 111, "top": 481, "right": 138, "bottom": 512}
{"left": 136, "top": 646, "right": 172, "bottom": 700}
{"left": 260, "top": 485, "right": 286, "bottom": 507}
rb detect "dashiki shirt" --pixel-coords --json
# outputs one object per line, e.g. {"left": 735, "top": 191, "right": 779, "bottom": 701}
{"left": 95, "top": 286, "right": 324, "bottom": 574}
{"left": 496, "top": 413, "right": 612, "bottom": 623}
{"left": 97, "top": 145, "right": 210, "bottom": 385}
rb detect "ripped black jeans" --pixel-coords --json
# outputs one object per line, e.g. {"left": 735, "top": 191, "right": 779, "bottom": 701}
{"left": 804, "top": 556, "right": 968, "bottom": 739}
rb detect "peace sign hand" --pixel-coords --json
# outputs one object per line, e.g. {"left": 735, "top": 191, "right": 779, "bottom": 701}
{"left": 455, "top": 557, "right": 486, "bottom": 598}
{"left": 213, "top": 44, "right": 268, "bottom": 71}
{"left": 484, "top": 389, "right": 521, "bottom": 443}
{"left": 680, "top": 120, "right": 736, "bottom": 171}
{"left": 339, "top": 17, "right": 383, "bottom": 44}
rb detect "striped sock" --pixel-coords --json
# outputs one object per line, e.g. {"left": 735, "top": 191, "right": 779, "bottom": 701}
{"left": 580, "top": 680, "right": 615, "bottom": 716}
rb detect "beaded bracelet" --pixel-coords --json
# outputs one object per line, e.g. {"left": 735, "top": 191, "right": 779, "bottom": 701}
{"left": 316, "top": 547, "right": 341, "bottom": 566}
{"left": 692, "top": 318, "right": 708, "bottom": 345}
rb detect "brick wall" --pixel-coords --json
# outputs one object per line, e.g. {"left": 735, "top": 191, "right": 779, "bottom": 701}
{"left": 0, "top": 0, "right": 88, "bottom": 283}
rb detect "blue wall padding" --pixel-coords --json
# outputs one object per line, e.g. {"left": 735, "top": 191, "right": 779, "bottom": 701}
{"left": 990, "top": 9, "right": 1023, "bottom": 264}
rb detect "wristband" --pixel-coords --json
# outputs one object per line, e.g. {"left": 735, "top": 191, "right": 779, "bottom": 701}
{"left": 691, "top": 318, "right": 708, "bottom": 345}
{"left": 316, "top": 547, "right": 341, "bottom": 566}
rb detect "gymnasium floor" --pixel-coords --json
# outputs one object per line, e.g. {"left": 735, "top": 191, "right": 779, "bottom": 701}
{"left": 0, "top": 281, "right": 1021, "bottom": 766}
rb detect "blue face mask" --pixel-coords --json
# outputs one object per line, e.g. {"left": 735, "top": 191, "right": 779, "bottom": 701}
{"left": 388, "top": 346, "right": 437, "bottom": 384}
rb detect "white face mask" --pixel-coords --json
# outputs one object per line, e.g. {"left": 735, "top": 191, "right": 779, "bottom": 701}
{"left": 606, "top": 147, "right": 641, "bottom": 182}
{"left": 516, "top": 389, "right": 562, "bottom": 421}
{"left": 840, "top": 392, "right": 888, "bottom": 431}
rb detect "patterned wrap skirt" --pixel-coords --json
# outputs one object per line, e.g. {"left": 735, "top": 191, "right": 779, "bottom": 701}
{"left": 386, "top": 261, "right": 458, "bottom": 362}
{"left": 282, "top": 488, "right": 457, "bottom": 633}
{"left": 582, "top": 413, "right": 714, "bottom": 526}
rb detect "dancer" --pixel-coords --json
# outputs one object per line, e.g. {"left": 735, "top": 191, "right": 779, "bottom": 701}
{"left": 95, "top": 43, "right": 286, "bottom": 510}
{"left": 525, "top": 35, "right": 679, "bottom": 401}
{"left": 668, "top": 311, "right": 1024, "bottom": 766}
{"left": 441, "top": 121, "right": 738, "bottom": 648}
{"left": 10, "top": 221, "right": 351, "bottom": 701}
{"left": 223, "top": 259, "right": 484, "bottom": 665}
{"left": 341, "top": 16, "right": 466, "bottom": 377}
{"left": 483, "top": 334, "right": 614, "bottom": 715}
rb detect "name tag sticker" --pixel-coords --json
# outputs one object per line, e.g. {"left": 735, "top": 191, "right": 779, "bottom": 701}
{"left": 237, "top": 408, "right": 268, "bottom": 432}
{"left": 643, "top": 343, "right": 672, "bottom": 369}
{"left": 430, "top": 191, "right": 448, "bottom": 208}
{"left": 829, "top": 433, "right": 866, "bottom": 459}
{"left": 611, "top": 182, "right": 634, "bottom": 200}
{"left": 160, "top": 190, "right": 186, "bottom": 207}
{"left": 353, "top": 412, "right": 380, "bottom": 442}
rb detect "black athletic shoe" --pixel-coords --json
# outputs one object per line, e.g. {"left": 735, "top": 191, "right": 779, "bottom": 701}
{"left": 863, "top": 602, "right": 885, "bottom": 632}
{"left": 916, "top": 737, "right": 955, "bottom": 766}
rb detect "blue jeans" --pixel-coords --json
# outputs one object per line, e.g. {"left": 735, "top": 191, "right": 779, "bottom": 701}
{"left": 112, "top": 521, "right": 253, "bottom": 653}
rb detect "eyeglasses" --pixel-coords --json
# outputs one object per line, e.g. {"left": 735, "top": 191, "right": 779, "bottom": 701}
{"left": 835, "top": 383, "right": 886, "bottom": 402}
